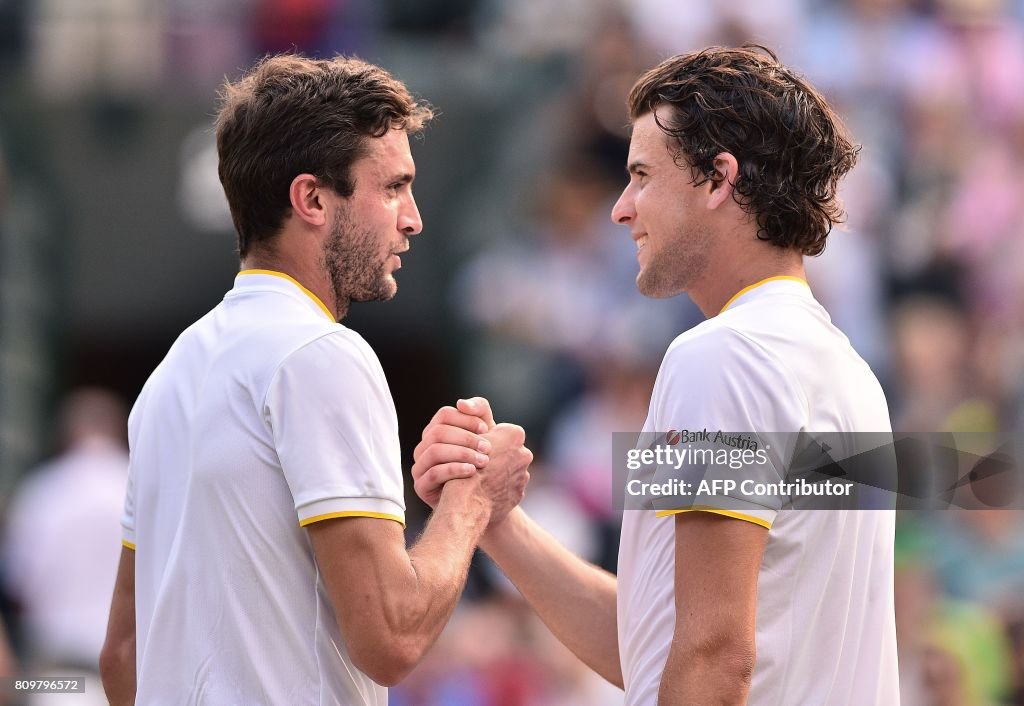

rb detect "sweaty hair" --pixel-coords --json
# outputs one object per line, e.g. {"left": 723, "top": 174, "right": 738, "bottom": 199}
{"left": 215, "top": 54, "right": 433, "bottom": 258}
{"left": 627, "top": 45, "right": 859, "bottom": 256}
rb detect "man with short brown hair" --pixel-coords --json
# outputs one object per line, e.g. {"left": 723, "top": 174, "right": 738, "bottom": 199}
{"left": 101, "top": 54, "right": 532, "bottom": 705}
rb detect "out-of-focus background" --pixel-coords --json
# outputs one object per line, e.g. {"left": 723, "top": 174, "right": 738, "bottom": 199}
{"left": 1, "top": 0, "right": 1023, "bottom": 704}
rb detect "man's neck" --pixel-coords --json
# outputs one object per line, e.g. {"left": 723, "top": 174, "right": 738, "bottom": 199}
{"left": 688, "top": 250, "right": 806, "bottom": 318}
{"left": 240, "top": 250, "right": 344, "bottom": 321}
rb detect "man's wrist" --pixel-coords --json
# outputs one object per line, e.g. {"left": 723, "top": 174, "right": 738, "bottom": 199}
{"left": 437, "top": 477, "right": 493, "bottom": 524}
{"left": 480, "top": 506, "right": 524, "bottom": 553}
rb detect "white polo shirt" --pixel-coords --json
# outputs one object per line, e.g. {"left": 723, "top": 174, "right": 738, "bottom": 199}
{"left": 617, "top": 277, "right": 899, "bottom": 706}
{"left": 123, "top": 270, "right": 404, "bottom": 705}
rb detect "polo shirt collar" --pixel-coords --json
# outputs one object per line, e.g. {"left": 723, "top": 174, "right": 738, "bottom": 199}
{"left": 231, "top": 269, "right": 336, "bottom": 321}
{"left": 719, "top": 276, "right": 812, "bottom": 314}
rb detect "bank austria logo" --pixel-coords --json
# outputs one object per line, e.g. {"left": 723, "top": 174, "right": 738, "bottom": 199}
{"left": 665, "top": 428, "right": 761, "bottom": 451}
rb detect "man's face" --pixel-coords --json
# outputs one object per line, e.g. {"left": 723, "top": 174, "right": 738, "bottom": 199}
{"left": 322, "top": 128, "right": 422, "bottom": 308}
{"left": 611, "top": 108, "right": 712, "bottom": 299}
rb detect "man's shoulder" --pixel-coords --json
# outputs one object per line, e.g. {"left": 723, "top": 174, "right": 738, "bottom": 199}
{"left": 275, "top": 325, "right": 376, "bottom": 370}
{"left": 266, "top": 326, "right": 386, "bottom": 400}
{"left": 133, "top": 305, "right": 369, "bottom": 412}
{"left": 666, "top": 293, "right": 862, "bottom": 377}
{"left": 656, "top": 318, "right": 810, "bottom": 425}
{"left": 203, "top": 297, "right": 365, "bottom": 375}
{"left": 662, "top": 318, "right": 771, "bottom": 370}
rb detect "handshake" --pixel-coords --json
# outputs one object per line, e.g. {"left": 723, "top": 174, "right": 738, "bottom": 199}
{"left": 411, "top": 397, "right": 533, "bottom": 527}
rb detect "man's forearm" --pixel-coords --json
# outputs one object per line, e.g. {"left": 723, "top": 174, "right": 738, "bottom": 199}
{"left": 99, "top": 637, "right": 136, "bottom": 706}
{"left": 479, "top": 507, "right": 622, "bottom": 686}
{"left": 358, "top": 478, "right": 490, "bottom": 683}
{"left": 404, "top": 479, "right": 490, "bottom": 631}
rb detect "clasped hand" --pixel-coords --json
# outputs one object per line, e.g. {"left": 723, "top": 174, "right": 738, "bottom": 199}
{"left": 411, "top": 397, "right": 532, "bottom": 526}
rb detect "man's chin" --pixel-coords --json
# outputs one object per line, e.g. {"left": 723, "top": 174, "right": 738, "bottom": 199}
{"left": 636, "top": 270, "right": 685, "bottom": 300}
{"left": 351, "top": 278, "right": 398, "bottom": 303}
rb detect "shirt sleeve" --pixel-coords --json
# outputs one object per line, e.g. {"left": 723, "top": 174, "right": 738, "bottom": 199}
{"left": 121, "top": 464, "right": 137, "bottom": 550}
{"left": 264, "top": 331, "right": 406, "bottom": 527}
{"left": 122, "top": 408, "right": 138, "bottom": 550}
{"left": 650, "top": 326, "right": 808, "bottom": 529}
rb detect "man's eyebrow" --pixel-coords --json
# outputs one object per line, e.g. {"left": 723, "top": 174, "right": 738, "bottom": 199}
{"left": 627, "top": 161, "right": 650, "bottom": 174}
{"left": 390, "top": 172, "right": 415, "bottom": 184}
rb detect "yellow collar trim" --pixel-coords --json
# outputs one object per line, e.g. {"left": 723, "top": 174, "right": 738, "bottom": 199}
{"left": 238, "top": 269, "right": 335, "bottom": 321}
{"left": 719, "top": 275, "right": 809, "bottom": 314}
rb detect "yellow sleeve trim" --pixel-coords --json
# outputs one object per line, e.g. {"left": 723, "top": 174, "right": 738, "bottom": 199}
{"left": 719, "top": 275, "right": 809, "bottom": 314}
{"left": 655, "top": 506, "right": 772, "bottom": 530}
{"left": 122, "top": 540, "right": 136, "bottom": 551}
{"left": 238, "top": 269, "right": 335, "bottom": 321}
{"left": 300, "top": 511, "right": 406, "bottom": 528}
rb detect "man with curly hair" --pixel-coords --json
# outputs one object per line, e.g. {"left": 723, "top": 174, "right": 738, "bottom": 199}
{"left": 414, "top": 46, "right": 899, "bottom": 705}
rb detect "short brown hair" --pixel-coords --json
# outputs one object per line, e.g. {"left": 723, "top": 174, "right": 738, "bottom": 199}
{"left": 628, "top": 45, "right": 858, "bottom": 256}
{"left": 215, "top": 54, "right": 433, "bottom": 258}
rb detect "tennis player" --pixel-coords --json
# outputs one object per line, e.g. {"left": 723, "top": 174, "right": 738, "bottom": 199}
{"left": 414, "top": 46, "right": 899, "bottom": 705}
{"left": 100, "top": 55, "right": 532, "bottom": 705}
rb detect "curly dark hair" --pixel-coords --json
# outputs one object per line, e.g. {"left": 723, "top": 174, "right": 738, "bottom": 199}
{"left": 215, "top": 54, "right": 433, "bottom": 259}
{"left": 627, "top": 45, "right": 859, "bottom": 256}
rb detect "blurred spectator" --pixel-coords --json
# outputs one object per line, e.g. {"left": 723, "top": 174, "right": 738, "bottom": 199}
{"left": 248, "top": 0, "right": 382, "bottom": 58}
{"left": 164, "top": 0, "right": 252, "bottom": 94}
{"left": 480, "top": 0, "right": 619, "bottom": 59}
{"left": 626, "top": 0, "right": 806, "bottom": 59}
{"left": 929, "top": 511, "right": 1024, "bottom": 612}
{"left": 28, "top": 0, "right": 164, "bottom": 100}
{"left": 545, "top": 353, "right": 656, "bottom": 571}
{"left": 1, "top": 388, "right": 128, "bottom": 672}
{"left": 889, "top": 297, "right": 989, "bottom": 431}
{"left": 942, "top": 136, "right": 1024, "bottom": 324}
{"left": 250, "top": 0, "right": 338, "bottom": 55}
{"left": 549, "top": 10, "right": 653, "bottom": 174}
{"left": 895, "top": 525, "right": 1014, "bottom": 705}
{"left": 1006, "top": 615, "right": 1024, "bottom": 704}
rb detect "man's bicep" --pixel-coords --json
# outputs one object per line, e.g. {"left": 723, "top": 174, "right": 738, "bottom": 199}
{"left": 306, "top": 517, "right": 411, "bottom": 643}
{"left": 108, "top": 546, "right": 136, "bottom": 633}
{"left": 101, "top": 547, "right": 137, "bottom": 705}
{"left": 103, "top": 546, "right": 136, "bottom": 660}
{"left": 671, "top": 512, "right": 767, "bottom": 643}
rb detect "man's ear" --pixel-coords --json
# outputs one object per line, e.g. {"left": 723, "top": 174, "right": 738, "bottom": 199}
{"left": 706, "top": 152, "right": 739, "bottom": 211}
{"left": 289, "top": 173, "right": 328, "bottom": 227}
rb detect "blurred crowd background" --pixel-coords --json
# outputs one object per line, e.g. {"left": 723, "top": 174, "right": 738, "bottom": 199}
{"left": 1, "top": 0, "right": 1024, "bottom": 704}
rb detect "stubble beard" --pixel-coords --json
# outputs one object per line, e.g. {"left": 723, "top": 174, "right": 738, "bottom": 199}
{"left": 322, "top": 208, "right": 397, "bottom": 319}
{"left": 636, "top": 224, "right": 712, "bottom": 299}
